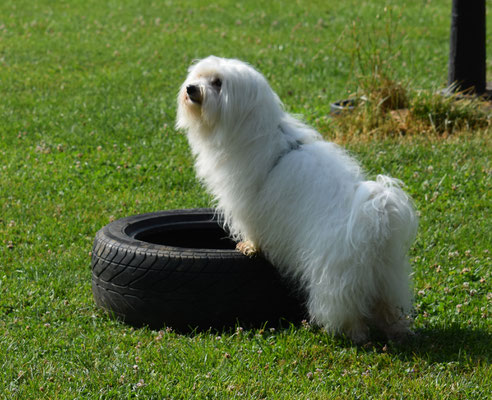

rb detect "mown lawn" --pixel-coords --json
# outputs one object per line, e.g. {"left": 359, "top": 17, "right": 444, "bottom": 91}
{"left": 1, "top": 0, "right": 491, "bottom": 398}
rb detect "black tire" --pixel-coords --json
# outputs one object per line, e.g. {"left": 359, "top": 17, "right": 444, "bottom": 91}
{"left": 91, "top": 208, "right": 307, "bottom": 331}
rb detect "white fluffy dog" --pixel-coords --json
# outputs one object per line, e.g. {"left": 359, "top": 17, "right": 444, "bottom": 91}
{"left": 176, "top": 56, "right": 418, "bottom": 343}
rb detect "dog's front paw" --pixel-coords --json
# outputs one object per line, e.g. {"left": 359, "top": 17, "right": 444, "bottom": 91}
{"left": 236, "top": 240, "right": 259, "bottom": 257}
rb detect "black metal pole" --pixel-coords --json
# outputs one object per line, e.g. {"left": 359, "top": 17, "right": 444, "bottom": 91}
{"left": 447, "top": 0, "right": 486, "bottom": 94}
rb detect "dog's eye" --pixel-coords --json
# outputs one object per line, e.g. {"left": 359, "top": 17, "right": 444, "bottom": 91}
{"left": 212, "top": 78, "right": 222, "bottom": 89}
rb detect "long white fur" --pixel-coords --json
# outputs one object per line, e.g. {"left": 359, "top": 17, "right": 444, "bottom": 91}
{"left": 176, "top": 56, "right": 418, "bottom": 343}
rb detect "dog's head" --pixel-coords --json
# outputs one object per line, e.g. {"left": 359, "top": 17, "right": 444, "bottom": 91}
{"left": 176, "top": 56, "right": 283, "bottom": 138}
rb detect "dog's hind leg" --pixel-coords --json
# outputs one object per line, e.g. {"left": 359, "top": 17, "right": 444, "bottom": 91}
{"left": 341, "top": 318, "right": 370, "bottom": 344}
{"left": 371, "top": 300, "right": 414, "bottom": 342}
{"left": 307, "top": 284, "right": 371, "bottom": 344}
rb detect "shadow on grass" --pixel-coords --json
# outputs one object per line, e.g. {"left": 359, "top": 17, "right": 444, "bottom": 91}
{"left": 388, "top": 324, "right": 492, "bottom": 364}
{"left": 98, "top": 305, "right": 490, "bottom": 365}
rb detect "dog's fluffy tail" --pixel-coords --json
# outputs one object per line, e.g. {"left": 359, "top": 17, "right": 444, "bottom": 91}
{"left": 346, "top": 175, "right": 418, "bottom": 315}
{"left": 348, "top": 175, "right": 417, "bottom": 251}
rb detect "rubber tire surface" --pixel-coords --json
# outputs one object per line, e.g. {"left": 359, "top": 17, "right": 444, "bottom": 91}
{"left": 91, "top": 209, "right": 307, "bottom": 331}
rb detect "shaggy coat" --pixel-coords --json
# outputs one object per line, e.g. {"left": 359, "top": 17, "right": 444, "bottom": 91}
{"left": 176, "top": 56, "right": 418, "bottom": 343}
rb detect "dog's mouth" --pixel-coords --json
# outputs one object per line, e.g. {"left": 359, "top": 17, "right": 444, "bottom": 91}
{"left": 186, "top": 85, "right": 203, "bottom": 105}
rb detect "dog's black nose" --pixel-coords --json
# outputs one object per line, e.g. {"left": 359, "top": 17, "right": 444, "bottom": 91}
{"left": 186, "top": 85, "right": 198, "bottom": 95}
{"left": 186, "top": 85, "right": 202, "bottom": 104}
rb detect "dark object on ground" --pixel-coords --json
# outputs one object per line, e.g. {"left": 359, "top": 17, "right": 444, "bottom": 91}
{"left": 330, "top": 99, "right": 356, "bottom": 115}
{"left": 91, "top": 208, "right": 308, "bottom": 332}
{"left": 447, "top": 0, "right": 486, "bottom": 95}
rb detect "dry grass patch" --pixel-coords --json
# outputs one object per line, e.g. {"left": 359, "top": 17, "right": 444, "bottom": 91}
{"left": 327, "top": 75, "right": 491, "bottom": 142}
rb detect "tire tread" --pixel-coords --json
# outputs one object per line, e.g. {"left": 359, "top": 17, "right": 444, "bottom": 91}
{"left": 91, "top": 209, "right": 307, "bottom": 331}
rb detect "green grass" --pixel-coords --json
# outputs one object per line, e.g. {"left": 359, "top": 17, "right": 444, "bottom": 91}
{"left": 1, "top": 0, "right": 491, "bottom": 398}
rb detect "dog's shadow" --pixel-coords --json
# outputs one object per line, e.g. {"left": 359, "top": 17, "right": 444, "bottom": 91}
{"left": 379, "top": 324, "right": 491, "bottom": 364}
{"left": 195, "top": 321, "right": 490, "bottom": 365}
